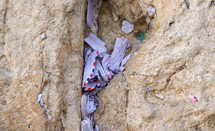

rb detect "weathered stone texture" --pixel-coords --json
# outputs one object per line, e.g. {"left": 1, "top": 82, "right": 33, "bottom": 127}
{"left": 0, "top": 0, "right": 86, "bottom": 130}
{"left": 0, "top": 0, "right": 215, "bottom": 130}
{"left": 94, "top": 75, "right": 128, "bottom": 131}
{"left": 109, "top": 0, "right": 152, "bottom": 23}
{"left": 95, "top": 0, "right": 215, "bottom": 130}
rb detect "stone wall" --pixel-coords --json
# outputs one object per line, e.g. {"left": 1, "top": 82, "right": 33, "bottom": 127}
{"left": 0, "top": 0, "right": 86, "bottom": 130}
{"left": 95, "top": 0, "right": 215, "bottom": 130}
{"left": 0, "top": 0, "right": 215, "bottom": 130}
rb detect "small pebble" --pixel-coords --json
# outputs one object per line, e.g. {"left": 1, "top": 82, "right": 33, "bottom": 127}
{"left": 112, "top": 11, "right": 118, "bottom": 21}
{"left": 155, "top": 93, "right": 164, "bottom": 100}
{"left": 146, "top": 18, "right": 151, "bottom": 24}
{"left": 41, "top": 33, "right": 47, "bottom": 40}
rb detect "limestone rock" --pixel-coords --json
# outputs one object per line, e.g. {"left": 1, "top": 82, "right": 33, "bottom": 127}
{"left": 94, "top": 75, "right": 128, "bottom": 131}
{"left": 124, "top": 0, "right": 215, "bottom": 130}
{"left": 0, "top": 0, "right": 215, "bottom": 130}
{"left": 109, "top": 0, "right": 152, "bottom": 24}
{"left": 95, "top": 0, "right": 215, "bottom": 130}
{"left": 0, "top": 0, "right": 86, "bottom": 130}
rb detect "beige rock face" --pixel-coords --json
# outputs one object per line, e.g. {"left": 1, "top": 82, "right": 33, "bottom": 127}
{"left": 109, "top": 0, "right": 152, "bottom": 24}
{"left": 0, "top": 0, "right": 86, "bottom": 130}
{"left": 95, "top": 0, "right": 215, "bottom": 131}
{"left": 1, "top": 0, "right": 215, "bottom": 130}
{"left": 94, "top": 75, "right": 128, "bottom": 131}
{"left": 125, "top": 0, "right": 215, "bottom": 130}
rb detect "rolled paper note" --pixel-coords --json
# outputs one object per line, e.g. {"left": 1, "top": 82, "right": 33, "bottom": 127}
{"left": 38, "top": 94, "right": 44, "bottom": 106}
{"left": 155, "top": 93, "right": 164, "bottom": 100}
{"left": 82, "top": 50, "right": 98, "bottom": 89}
{"left": 121, "top": 54, "right": 131, "bottom": 67}
{"left": 81, "top": 120, "right": 89, "bottom": 131}
{"left": 43, "top": 104, "right": 47, "bottom": 110}
{"left": 109, "top": 37, "right": 130, "bottom": 71}
{"left": 47, "top": 114, "right": 52, "bottom": 121}
{"left": 94, "top": 125, "right": 99, "bottom": 131}
{"left": 81, "top": 94, "right": 87, "bottom": 120}
{"left": 84, "top": 33, "right": 107, "bottom": 54}
{"left": 86, "top": 0, "right": 97, "bottom": 28}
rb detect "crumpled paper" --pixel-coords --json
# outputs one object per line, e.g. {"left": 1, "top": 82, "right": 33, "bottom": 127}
{"left": 81, "top": 33, "right": 131, "bottom": 131}
{"left": 37, "top": 94, "right": 52, "bottom": 120}
{"left": 86, "top": 0, "right": 103, "bottom": 33}
{"left": 121, "top": 20, "right": 134, "bottom": 34}
{"left": 83, "top": 33, "right": 131, "bottom": 91}
{"left": 147, "top": 7, "right": 156, "bottom": 18}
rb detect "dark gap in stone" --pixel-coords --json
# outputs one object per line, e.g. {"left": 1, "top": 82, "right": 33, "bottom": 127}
{"left": 184, "top": 0, "right": 190, "bottom": 9}
{"left": 169, "top": 21, "right": 175, "bottom": 27}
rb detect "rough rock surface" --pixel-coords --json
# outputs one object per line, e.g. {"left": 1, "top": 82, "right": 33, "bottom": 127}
{"left": 109, "top": 0, "right": 152, "bottom": 24}
{"left": 94, "top": 75, "right": 128, "bottom": 131}
{"left": 95, "top": 0, "right": 215, "bottom": 130}
{"left": 1, "top": 0, "right": 215, "bottom": 130}
{"left": 125, "top": 0, "right": 215, "bottom": 130}
{"left": 0, "top": 0, "right": 85, "bottom": 130}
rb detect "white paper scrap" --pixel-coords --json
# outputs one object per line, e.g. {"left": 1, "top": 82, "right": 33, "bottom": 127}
{"left": 155, "top": 93, "right": 164, "bottom": 100}
{"left": 85, "top": 33, "right": 107, "bottom": 54}
{"left": 122, "top": 20, "right": 134, "bottom": 34}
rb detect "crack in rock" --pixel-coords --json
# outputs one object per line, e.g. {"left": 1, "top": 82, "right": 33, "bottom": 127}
{"left": 165, "top": 63, "right": 187, "bottom": 90}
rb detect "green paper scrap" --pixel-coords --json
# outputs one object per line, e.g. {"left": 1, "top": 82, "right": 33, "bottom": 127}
{"left": 136, "top": 32, "right": 146, "bottom": 42}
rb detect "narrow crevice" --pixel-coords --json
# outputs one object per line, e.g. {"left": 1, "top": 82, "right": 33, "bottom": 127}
{"left": 184, "top": 0, "right": 190, "bottom": 9}
{"left": 122, "top": 73, "right": 130, "bottom": 91}
{"left": 192, "top": 49, "right": 201, "bottom": 60}
{"left": 0, "top": 55, "right": 12, "bottom": 90}
{"left": 211, "top": 1, "right": 215, "bottom": 7}
{"left": 41, "top": 45, "right": 59, "bottom": 77}
{"left": 3, "top": 0, "right": 9, "bottom": 40}
{"left": 169, "top": 21, "right": 175, "bottom": 27}
{"left": 122, "top": 73, "right": 130, "bottom": 121}
{"left": 27, "top": 124, "right": 31, "bottom": 128}
{"left": 163, "top": 63, "right": 187, "bottom": 91}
